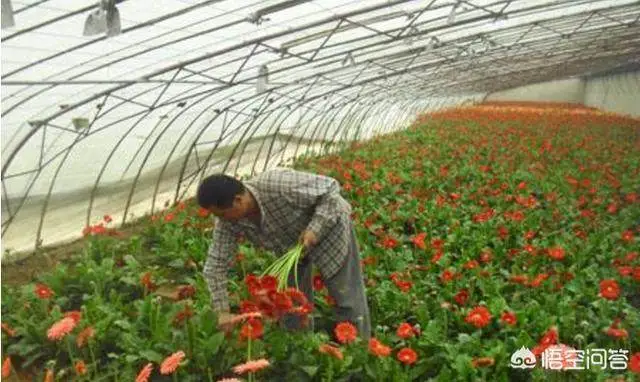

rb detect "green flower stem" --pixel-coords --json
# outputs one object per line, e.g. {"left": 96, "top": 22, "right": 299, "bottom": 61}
{"left": 66, "top": 337, "right": 76, "bottom": 365}
{"left": 88, "top": 342, "right": 98, "bottom": 379}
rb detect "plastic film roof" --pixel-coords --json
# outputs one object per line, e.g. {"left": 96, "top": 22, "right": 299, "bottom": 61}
{"left": 2, "top": 0, "right": 639, "bottom": 255}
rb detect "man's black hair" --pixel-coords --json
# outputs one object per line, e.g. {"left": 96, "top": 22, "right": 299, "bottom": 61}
{"left": 197, "top": 173, "right": 245, "bottom": 209}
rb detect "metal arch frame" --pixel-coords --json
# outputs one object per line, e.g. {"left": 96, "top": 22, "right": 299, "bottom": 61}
{"left": 2, "top": 0, "right": 640, "bottom": 252}
{"left": 3, "top": 0, "right": 636, "bottom": 148}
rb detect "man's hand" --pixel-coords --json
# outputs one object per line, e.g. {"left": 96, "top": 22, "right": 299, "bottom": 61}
{"left": 217, "top": 311, "right": 236, "bottom": 334}
{"left": 299, "top": 229, "right": 318, "bottom": 251}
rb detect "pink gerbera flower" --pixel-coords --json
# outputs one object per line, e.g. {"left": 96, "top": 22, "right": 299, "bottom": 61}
{"left": 135, "top": 363, "right": 153, "bottom": 382}
{"left": 232, "top": 358, "right": 270, "bottom": 374}
{"left": 47, "top": 317, "right": 77, "bottom": 341}
{"left": 160, "top": 351, "right": 185, "bottom": 375}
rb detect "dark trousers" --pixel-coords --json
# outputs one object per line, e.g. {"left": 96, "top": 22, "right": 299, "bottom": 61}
{"left": 282, "top": 223, "right": 372, "bottom": 340}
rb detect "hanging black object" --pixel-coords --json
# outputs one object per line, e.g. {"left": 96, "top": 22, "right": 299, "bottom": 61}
{"left": 83, "top": 0, "right": 121, "bottom": 37}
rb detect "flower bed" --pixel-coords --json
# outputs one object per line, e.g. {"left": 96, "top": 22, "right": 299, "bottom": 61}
{"left": 2, "top": 103, "right": 639, "bottom": 381}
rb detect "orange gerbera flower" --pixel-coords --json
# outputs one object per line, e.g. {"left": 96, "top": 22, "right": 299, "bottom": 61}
{"left": 334, "top": 322, "right": 358, "bottom": 344}
{"left": 319, "top": 344, "right": 344, "bottom": 360}
{"left": 368, "top": 338, "right": 391, "bottom": 357}
{"left": 160, "top": 351, "right": 185, "bottom": 375}
{"left": 2, "top": 357, "right": 12, "bottom": 378}
{"left": 74, "top": 360, "right": 87, "bottom": 376}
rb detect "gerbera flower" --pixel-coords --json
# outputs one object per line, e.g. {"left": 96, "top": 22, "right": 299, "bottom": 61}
{"left": 335, "top": 322, "right": 358, "bottom": 344}
{"left": 465, "top": 306, "right": 492, "bottom": 328}
{"left": 319, "top": 344, "right": 344, "bottom": 360}
{"left": 397, "top": 348, "right": 418, "bottom": 365}
{"left": 47, "top": 317, "right": 77, "bottom": 341}
{"left": 629, "top": 352, "right": 640, "bottom": 373}
{"left": 2, "top": 357, "right": 12, "bottom": 378}
{"left": 35, "top": 284, "right": 54, "bottom": 299}
{"left": 232, "top": 358, "right": 270, "bottom": 374}
{"left": 240, "top": 318, "right": 263, "bottom": 340}
{"left": 74, "top": 360, "right": 87, "bottom": 376}
{"left": 368, "top": 338, "right": 391, "bottom": 357}
{"left": 599, "top": 279, "right": 620, "bottom": 300}
{"left": 396, "top": 323, "right": 415, "bottom": 339}
{"left": 471, "top": 357, "right": 495, "bottom": 368}
{"left": 160, "top": 351, "right": 185, "bottom": 375}
{"left": 135, "top": 363, "right": 153, "bottom": 382}
{"left": 500, "top": 312, "right": 517, "bottom": 326}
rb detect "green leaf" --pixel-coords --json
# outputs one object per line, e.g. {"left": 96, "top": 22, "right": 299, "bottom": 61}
{"left": 203, "top": 332, "right": 225, "bottom": 355}
{"left": 168, "top": 259, "right": 185, "bottom": 268}
{"left": 139, "top": 350, "right": 163, "bottom": 363}
{"left": 301, "top": 365, "right": 319, "bottom": 377}
{"left": 125, "top": 354, "right": 140, "bottom": 363}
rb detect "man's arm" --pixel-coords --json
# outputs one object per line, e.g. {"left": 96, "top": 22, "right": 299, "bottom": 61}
{"left": 280, "top": 170, "right": 351, "bottom": 243}
{"left": 203, "top": 218, "right": 238, "bottom": 313}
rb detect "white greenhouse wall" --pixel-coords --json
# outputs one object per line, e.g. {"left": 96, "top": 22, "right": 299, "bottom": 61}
{"left": 584, "top": 71, "right": 640, "bottom": 117}
{"left": 485, "top": 71, "right": 640, "bottom": 117}
{"left": 485, "top": 78, "right": 586, "bottom": 103}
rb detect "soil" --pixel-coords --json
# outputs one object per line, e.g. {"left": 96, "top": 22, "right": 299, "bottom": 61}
{"left": 1, "top": 223, "right": 147, "bottom": 286}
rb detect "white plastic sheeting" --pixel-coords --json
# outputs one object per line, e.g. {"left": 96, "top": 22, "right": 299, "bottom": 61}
{"left": 2, "top": 0, "right": 639, "bottom": 257}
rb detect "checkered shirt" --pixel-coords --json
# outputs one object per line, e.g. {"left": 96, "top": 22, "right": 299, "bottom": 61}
{"left": 204, "top": 167, "right": 353, "bottom": 312}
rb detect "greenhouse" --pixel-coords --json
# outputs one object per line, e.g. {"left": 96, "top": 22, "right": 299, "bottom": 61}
{"left": 1, "top": 0, "right": 639, "bottom": 380}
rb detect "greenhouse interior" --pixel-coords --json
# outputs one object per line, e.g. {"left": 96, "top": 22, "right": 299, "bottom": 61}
{"left": 1, "top": 0, "right": 639, "bottom": 380}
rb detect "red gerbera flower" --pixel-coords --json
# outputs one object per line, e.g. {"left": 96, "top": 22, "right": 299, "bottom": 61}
{"left": 335, "top": 322, "right": 358, "bottom": 344}
{"left": 629, "top": 352, "right": 640, "bottom": 373}
{"left": 500, "top": 312, "right": 517, "bottom": 326}
{"left": 35, "top": 284, "right": 54, "bottom": 299}
{"left": 64, "top": 311, "right": 82, "bottom": 324}
{"left": 440, "top": 269, "right": 455, "bottom": 284}
{"left": 240, "top": 318, "right": 263, "bottom": 340}
{"left": 381, "top": 236, "right": 398, "bottom": 249}
{"left": 454, "top": 289, "right": 469, "bottom": 305}
{"left": 548, "top": 246, "right": 565, "bottom": 261}
{"left": 599, "top": 279, "right": 620, "bottom": 300}
{"left": 532, "top": 327, "right": 558, "bottom": 356}
{"left": 463, "top": 260, "right": 479, "bottom": 270}
{"left": 431, "top": 251, "right": 443, "bottom": 263}
{"left": 411, "top": 233, "right": 427, "bottom": 250}
{"left": 397, "top": 347, "right": 418, "bottom": 365}
{"left": 621, "top": 230, "right": 634, "bottom": 243}
{"left": 465, "top": 306, "right": 492, "bottom": 328}
{"left": 396, "top": 323, "right": 415, "bottom": 339}
{"left": 259, "top": 275, "right": 278, "bottom": 291}
{"left": 313, "top": 275, "right": 325, "bottom": 291}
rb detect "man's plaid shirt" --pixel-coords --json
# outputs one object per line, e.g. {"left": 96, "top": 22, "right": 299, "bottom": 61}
{"left": 204, "top": 167, "right": 353, "bottom": 312}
